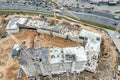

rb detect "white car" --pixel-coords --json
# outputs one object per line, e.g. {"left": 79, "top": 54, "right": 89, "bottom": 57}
{"left": 114, "top": 16, "right": 120, "bottom": 20}
{"left": 53, "top": 9, "right": 62, "bottom": 13}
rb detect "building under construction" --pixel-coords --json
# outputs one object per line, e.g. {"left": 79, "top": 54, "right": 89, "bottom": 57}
{"left": 7, "top": 17, "right": 101, "bottom": 80}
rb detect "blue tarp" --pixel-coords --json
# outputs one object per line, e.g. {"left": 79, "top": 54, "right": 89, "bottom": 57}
{"left": 12, "top": 49, "right": 19, "bottom": 58}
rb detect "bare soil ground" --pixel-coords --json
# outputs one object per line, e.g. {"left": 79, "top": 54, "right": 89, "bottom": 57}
{"left": 0, "top": 28, "right": 37, "bottom": 80}
{"left": 34, "top": 34, "right": 80, "bottom": 48}
{"left": 0, "top": 16, "right": 4, "bottom": 23}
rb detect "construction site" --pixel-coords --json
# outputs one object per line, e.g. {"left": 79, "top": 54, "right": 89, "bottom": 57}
{"left": 0, "top": 0, "right": 120, "bottom": 80}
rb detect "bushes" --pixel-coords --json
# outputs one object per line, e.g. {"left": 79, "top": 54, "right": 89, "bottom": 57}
{"left": 4, "top": 13, "right": 9, "bottom": 17}
{"left": 115, "top": 11, "right": 120, "bottom": 14}
{"left": 2, "top": 19, "right": 6, "bottom": 24}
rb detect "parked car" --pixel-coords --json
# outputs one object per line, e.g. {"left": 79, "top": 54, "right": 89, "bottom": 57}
{"left": 114, "top": 16, "right": 120, "bottom": 20}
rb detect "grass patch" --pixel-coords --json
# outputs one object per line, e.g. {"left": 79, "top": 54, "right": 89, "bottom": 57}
{"left": 0, "top": 9, "right": 53, "bottom": 16}
{"left": 69, "top": 16, "right": 115, "bottom": 30}
{"left": 79, "top": 19, "right": 115, "bottom": 30}
{"left": 115, "top": 11, "right": 120, "bottom": 14}
{"left": 84, "top": 8, "right": 92, "bottom": 10}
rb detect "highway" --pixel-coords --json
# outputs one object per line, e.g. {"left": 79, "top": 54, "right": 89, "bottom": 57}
{"left": 71, "top": 8, "right": 120, "bottom": 20}
{"left": 0, "top": 3, "right": 120, "bottom": 28}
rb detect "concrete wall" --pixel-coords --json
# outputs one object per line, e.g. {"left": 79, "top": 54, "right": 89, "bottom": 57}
{"left": 69, "top": 37, "right": 84, "bottom": 43}
{"left": 37, "top": 29, "right": 51, "bottom": 35}
{"left": 52, "top": 32, "right": 67, "bottom": 39}
{"left": 20, "top": 64, "right": 37, "bottom": 77}
{"left": 21, "top": 60, "right": 87, "bottom": 77}
{"left": 6, "top": 28, "right": 19, "bottom": 33}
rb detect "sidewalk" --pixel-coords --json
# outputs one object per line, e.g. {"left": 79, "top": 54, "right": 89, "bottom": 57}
{"left": 105, "top": 29, "right": 120, "bottom": 53}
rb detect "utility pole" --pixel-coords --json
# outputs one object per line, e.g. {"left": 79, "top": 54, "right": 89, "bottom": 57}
{"left": 114, "top": 23, "right": 120, "bottom": 36}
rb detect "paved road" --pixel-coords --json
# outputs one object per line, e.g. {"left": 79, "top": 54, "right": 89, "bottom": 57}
{"left": 0, "top": 3, "right": 119, "bottom": 28}
{"left": 70, "top": 8, "right": 120, "bottom": 21}
{"left": 71, "top": 11, "right": 119, "bottom": 28}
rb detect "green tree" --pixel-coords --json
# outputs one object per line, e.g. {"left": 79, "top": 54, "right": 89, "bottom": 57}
{"left": 4, "top": 13, "right": 9, "bottom": 17}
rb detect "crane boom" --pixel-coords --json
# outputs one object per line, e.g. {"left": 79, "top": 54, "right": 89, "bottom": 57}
{"left": 8, "top": 32, "right": 54, "bottom": 80}
{"left": 52, "top": 0, "right": 57, "bottom": 24}
{"left": 8, "top": 32, "right": 33, "bottom": 60}
{"left": 55, "top": 2, "right": 80, "bottom": 21}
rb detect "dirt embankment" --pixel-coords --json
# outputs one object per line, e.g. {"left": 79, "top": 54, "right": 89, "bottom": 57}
{"left": 0, "top": 16, "right": 4, "bottom": 23}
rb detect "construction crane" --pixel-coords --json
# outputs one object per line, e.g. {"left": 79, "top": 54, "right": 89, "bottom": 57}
{"left": 51, "top": 2, "right": 82, "bottom": 80}
{"left": 8, "top": 32, "right": 43, "bottom": 79}
{"left": 8, "top": 1, "right": 82, "bottom": 80}
{"left": 56, "top": 2, "right": 80, "bottom": 21}
{"left": 8, "top": 32, "right": 33, "bottom": 60}
{"left": 51, "top": 0, "right": 57, "bottom": 25}
{"left": 51, "top": 0, "right": 80, "bottom": 25}
{"left": 8, "top": 32, "right": 54, "bottom": 80}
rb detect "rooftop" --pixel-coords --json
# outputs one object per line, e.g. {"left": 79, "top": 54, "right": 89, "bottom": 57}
{"left": 49, "top": 46, "right": 87, "bottom": 64}
{"left": 6, "top": 18, "right": 27, "bottom": 30}
{"left": 19, "top": 48, "right": 49, "bottom": 65}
